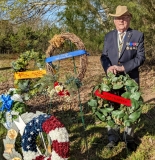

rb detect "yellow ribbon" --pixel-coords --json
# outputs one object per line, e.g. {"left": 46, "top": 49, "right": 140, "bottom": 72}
{"left": 14, "top": 70, "right": 46, "bottom": 79}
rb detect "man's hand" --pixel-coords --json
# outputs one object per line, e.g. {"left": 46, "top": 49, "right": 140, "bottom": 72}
{"left": 107, "top": 65, "right": 125, "bottom": 74}
{"left": 107, "top": 66, "right": 117, "bottom": 74}
{"left": 114, "top": 65, "right": 125, "bottom": 72}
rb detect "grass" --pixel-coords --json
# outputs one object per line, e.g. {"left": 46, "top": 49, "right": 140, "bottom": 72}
{"left": 0, "top": 54, "right": 155, "bottom": 160}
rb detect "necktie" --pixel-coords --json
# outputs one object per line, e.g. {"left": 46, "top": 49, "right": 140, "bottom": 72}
{"left": 118, "top": 32, "right": 125, "bottom": 57}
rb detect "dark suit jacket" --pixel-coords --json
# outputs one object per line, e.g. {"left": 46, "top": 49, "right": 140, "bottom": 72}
{"left": 100, "top": 28, "right": 145, "bottom": 84}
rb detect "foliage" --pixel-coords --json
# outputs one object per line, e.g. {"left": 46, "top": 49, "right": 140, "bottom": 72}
{"left": 88, "top": 72, "right": 144, "bottom": 128}
{"left": 0, "top": 0, "right": 155, "bottom": 60}
{"left": 0, "top": 88, "right": 27, "bottom": 126}
{"left": 12, "top": 50, "right": 46, "bottom": 100}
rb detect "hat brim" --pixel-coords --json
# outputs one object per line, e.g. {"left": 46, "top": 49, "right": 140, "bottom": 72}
{"left": 109, "top": 11, "right": 132, "bottom": 17}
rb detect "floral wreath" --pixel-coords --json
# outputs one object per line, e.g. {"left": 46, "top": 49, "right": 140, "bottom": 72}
{"left": 88, "top": 72, "right": 144, "bottom": 128}
{"left": 39, "top": 32, "right": 88, "bottom": 99}
{"left": 12, "top": 50, "right": 46, "bottom": 100}
{"left": 0, "top": 88, "right": 26, "bottom": 129}
{"left": 3, "top": 112, "right": 70, "bottom": 160}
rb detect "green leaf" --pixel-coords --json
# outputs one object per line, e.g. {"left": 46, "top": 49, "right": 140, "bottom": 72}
{"left": 18, "top": 80, "right": 29, "bottom": 91}
{"left": 88, "top": 99, "right": 98, "bottom": 107}
{"left": 107, "top": 116, "right": 111, "bottom": 120}
{"left": 93, "top": 85, "right": 99, "bottom": 94}
{"left": 130, "top": 86, "right": 139, "bottom": 93}
{"left": 24, "top": 93, "right": 30, "bottom": 100}
{"left": 100, "top": 107, "right": 114, "bottom": 116}
{"left": 121, "top": 92, "right": 131, "bottom": 98}
{"left": 129, "top": 111, "right": 141, "bottom": 122}
{"left": 124, "top": 120, "right": 132, "bottom": 127}
{"left": 95, "top": 111, "right": 105, "bottom": 121}
{"left": 107, "top": 120, "right": 115, "bottom": 127}
{"left": 123, "top": 114, "right": 129, "bottom": 120}
{"left": 111, "top": 77, "right": 118, "bottom": 82}
{"left": 125, "top": 80, "right": 137, "bottom": 87}
{"left": 112, "top": 110, "right": 121, "bottom": 116}
{"left": 100, "top": 83, "right": 110, "bottom": 91}
{"left": 130, "top": 92, "right": 141, "bottom": 100}
{"left": 113, "top": 83, "right": 123, "bottom": 89}
{"left": 92, "top": 107, "right": 96, "bottom": 113}
{"left": 131, "top": 98, "right": 140, "bottom": 110}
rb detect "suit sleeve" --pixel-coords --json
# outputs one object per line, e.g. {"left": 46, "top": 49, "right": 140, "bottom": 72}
{"left": 122, "top": 33, "right": 145, "bottom": 73}
{"left": 100, "top": 36, "right": 112, "bottom": 73}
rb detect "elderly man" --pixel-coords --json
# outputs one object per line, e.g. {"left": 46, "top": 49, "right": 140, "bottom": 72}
{"left": 100, "top": 5, "right": 145, "bottom": 150}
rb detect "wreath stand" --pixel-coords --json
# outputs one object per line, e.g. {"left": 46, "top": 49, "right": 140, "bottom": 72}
{"left": 45, "top": 32, "right": 89, "bottom": 157}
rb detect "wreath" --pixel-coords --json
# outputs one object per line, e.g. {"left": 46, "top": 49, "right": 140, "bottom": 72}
{"left": 38, "top": 32, "right": 88, "bottom": 98}
{"left": 88, "top": 72, "right": 144, "bottom": 128}
{"left": 3, "top": 112, "right": 70, "bottom": 160}
{"left": 45, "top": 32, "right": 87, "bottom": 81}
{"left": 12, "top": 50, "right": 46, "bottom": 100}
{"left": 0, "top": 88, "right": 27, "bottom": 129}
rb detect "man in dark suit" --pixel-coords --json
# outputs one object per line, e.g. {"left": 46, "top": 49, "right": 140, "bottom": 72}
{"left": 100, "top": 5, "right": 145, "bottom": 150}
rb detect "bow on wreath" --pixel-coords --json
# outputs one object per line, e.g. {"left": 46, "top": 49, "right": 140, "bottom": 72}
{"left": 0, "top": 94, "right": 13, "bottom": 111}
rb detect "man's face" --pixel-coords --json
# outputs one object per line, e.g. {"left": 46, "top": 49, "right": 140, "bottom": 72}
{"left": 114, "top": 15, "right": 131, "bottom": 32}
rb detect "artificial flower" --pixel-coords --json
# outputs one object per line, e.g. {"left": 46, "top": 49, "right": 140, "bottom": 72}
{"left": 11, "top": 94, "right": 23, "bottom": 102}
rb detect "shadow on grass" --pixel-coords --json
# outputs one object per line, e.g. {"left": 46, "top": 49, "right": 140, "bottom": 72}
{"left": 50, "top": 102, "right": 133, "bottom": 160}
{"left": 135, "top": 103, "right": 155, "bottom": 139}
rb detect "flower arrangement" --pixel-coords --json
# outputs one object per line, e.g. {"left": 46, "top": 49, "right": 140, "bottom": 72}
{"left": 0, "top": 88, "right": 27, "bottom": 129}
{"left": 3, "top": 112, "right": 70, "bottom": 160}
{"left": 47, "top": 81, "right": 71, "bottom": 102}
{"left": 88, "top": 72, "right": 144, "bottom": 128}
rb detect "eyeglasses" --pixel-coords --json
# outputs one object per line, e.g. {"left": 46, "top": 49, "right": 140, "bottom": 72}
{"left": 114, "top": 16, "right": 130, "bottom": 20}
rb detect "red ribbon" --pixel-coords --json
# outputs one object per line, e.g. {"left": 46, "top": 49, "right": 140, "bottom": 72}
{"left": 94, "top": 89, "right": 131, "bottom": 107}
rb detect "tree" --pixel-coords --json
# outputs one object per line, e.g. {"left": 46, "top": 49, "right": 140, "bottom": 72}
{"left": 0, "top": 0, "right": 66, "bottom": 24}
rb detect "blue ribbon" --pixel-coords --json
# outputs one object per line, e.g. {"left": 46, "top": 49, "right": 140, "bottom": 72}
{"left": 129, "top": 42, "right": 133, "bottom": 46}
{"left": 0, "top": 94, "right": 14, "bottom": 111}
{"left": 46, "top": 50, "right": 87, "bottom": 63}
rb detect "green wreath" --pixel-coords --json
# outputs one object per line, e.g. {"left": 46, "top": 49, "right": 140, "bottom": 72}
{"left": 88, "top": 72, "right": 144, "bottom": 128}
{"left": 12, "top": 50, "right": 46, "bottom": 100}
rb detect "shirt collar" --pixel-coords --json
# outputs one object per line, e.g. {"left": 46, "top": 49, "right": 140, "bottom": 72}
{"left": 118, "top": 30, "right": 127, "bottom": 34}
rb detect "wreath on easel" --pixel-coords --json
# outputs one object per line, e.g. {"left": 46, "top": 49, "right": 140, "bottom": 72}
{"left": 35, "top": 32, "right": 88, "bottom": 102}
{"left": 88, "top": 72, "right": 144, "bottom": 128}
{"left": 12, "top": 50, "right": 46, "bottom": 100}
{"left": 45, "top": 32, "right": 87, "bottom": 81}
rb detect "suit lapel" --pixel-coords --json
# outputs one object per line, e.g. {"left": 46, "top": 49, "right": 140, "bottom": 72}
{"left": 119, "top": 28, "right": 132, "bottom": 59}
